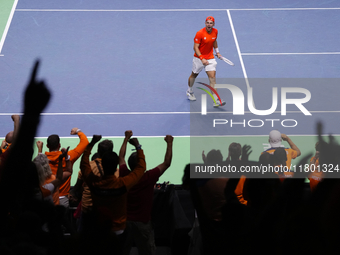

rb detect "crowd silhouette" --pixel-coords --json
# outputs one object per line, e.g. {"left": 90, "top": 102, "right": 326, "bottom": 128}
{"left": 0, "top": 60, "right": 339, "bottom": 255}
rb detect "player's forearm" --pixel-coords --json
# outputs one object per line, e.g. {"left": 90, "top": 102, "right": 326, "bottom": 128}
{"left": 194, "top": 44, "right": 203, "bottom": 58}
{"left": 213, "top": 40, "right": 218, "bottom": 49}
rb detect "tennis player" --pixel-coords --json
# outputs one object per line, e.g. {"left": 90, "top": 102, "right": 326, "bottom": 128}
{"left": 187, "top": 16, "right": 226, "bottom": 107}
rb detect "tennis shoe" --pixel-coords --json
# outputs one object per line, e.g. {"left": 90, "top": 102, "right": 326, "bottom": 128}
{"left": 187, "top": 90, "right": 196, "bottom": 101}
{"left": 213, "top": 100, "right": 226, "bottom": 108}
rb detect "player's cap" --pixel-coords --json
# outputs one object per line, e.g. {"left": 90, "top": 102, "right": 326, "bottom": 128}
{"left": 269, "top": 130, "right": 282, "bottom": 148}
{"left": 206, "top": 16, "right": 215, "bottom": 23}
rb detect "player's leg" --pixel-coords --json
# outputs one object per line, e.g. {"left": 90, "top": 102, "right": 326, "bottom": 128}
{"left": 206, "top": 59, "right": 225, "bottom": 107}
{"left": 187, "top": 58, "right": 203, "bottom": 101}
{"left": 206, "top": 70, "right": 219, "bottom": 105}
{"left": 188, "top": 72, "right": 199, "bottom": 88}
{"left": 206, "top": 70, "right": 216, "bottom": 88}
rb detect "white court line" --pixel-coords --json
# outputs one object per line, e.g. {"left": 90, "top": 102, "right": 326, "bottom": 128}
{"left": 230, "top": 8, "right": 340, "bottom": 11}
{"left": 14, "top": 7, "right": 340, "bottom": 12}
{"left": 242, "top": 52, "right": 340, "bottom": 56}
{"left": 15, "top": 9, "right": 225, "bottom": 12}
{"left": 0, "top": 0, "right": 18, "bottom": 54}
{"left": 0, "top": 111, "right": 339, "bottom": 116}
{"left": 227, "top": 10, "right": 249, "bottom": 89}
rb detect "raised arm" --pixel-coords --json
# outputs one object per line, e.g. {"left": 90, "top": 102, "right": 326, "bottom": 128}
{"left": 1, "top": 140, "right": 7, "bottom": 151}
{"left": 8, "top": 60, "right": 50, "bottom": 163}
{"left": 119, "top": 130, "right": 133, "bottom": 166}
{"left": 120, "top": 138, "right": 146, "bottom": 190}
{"left": 36, "top": 141, "right": 44, "bottom": 153}
{"left": 80, "top": 135, "right": 102, "bottom": 182}
{"left": 68, "top": 127, "right": 89, "bottom": 162}
{"left": 11, "top": 114, "right": 20, "bottom": 141}
{"left": 202, "top": 150, "right": 206, "bottom": 163}
{"left": 0, "top": 60, "right": 51, "bottom": 215}
{"left": 157, "top": 135, "right": 174, "bottom": 175}
{"left": 61, "top": 147, "right": 73, "bottom": 184}
{"left": 281, "top": 134, "right": 301, "bottom": 156}
{"left": 241, "top": 145, "right": 252, "bottom": 162}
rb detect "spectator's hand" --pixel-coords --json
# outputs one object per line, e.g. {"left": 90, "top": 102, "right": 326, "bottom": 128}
{"left": 202, "top": 150, "right": 206, "bottom": 162}
{"left": 36, "top": 141, "right": 43, "bottom": 151}
{"left": 70, "top": 128, "right": 80, "bottom": 135}
{"left": 11, "top": 115, "right": 20, "bottom": 122}
{"left": 68, "top": 192, "right": 78, "bottom": 204}
{"left": 1, "top": 140, "right": 7, "bottom": 150}
{"left": 241, "top": 145, "right": 252, "bottom": 162}
{"left": 24, "top": 60, "right": 51, "bottom": 115}
{"left": 59, "top": 146, "right": 70, "bottom": 160}
{"left": 164, "top": 135, "right": 173, "bottom": 144}
{"left": 281, "top": 134, "right": 288, "bottom": 141}
{"left": 129, "top": 138, "right": 140, "bottom": 147}
{"left": 125, "top": 130, "right": 133, "bottom": 139}
{"left": 90, "top": 135, "right": 102, "bottom": 145}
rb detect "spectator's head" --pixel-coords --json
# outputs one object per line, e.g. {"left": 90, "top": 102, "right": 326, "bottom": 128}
{"left": 5, "top": 131, "right": 14, "bottom": 143}
{"left": 273, "top": 147, "right": 287, "bottom": 165}
{"left": 47, "top": 134, "right": 60, "bottom": 151}
{"left": 101, "top": 151, "right": 119, "bottom": 176}
{"left": 97, "top": 140, "right": 113, "bottom": 158}
{"left": 259, "top": 152, "right": 273, "bottom": 165}
{"left": 206, "top": 149, "right": 223, "bottom": 164}
{"left": 33, "top": 154, "right": 52, "bottom": 185}
{"left": 228, "top": 142, "right": 242, "bottom": 161}
{"left": 269, "top": 130, "right": 282, "bottom": 148}
{"left": 128, "top": 152, "right": 138, "bottom": 171}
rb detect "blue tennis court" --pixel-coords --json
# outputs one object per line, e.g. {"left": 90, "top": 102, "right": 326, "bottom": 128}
{"left": 1, "top": 0, "right": 340, "bottom": 183}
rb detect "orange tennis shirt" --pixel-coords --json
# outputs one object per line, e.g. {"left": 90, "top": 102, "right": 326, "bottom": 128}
{"left": 308, "top": 157, "right": 323, "bottom": 192}
{"left": 263, "top": 147, "right": 298, "bottom": 170}
{"left": 194, "top": 27, "right": 218, "bottom": 60}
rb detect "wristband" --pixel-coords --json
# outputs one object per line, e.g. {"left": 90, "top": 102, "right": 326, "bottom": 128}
{"left": 215, "top": 47, "right": 219, "bottom": 53}
{"left": 199, "top": 55, "right": 204, "bottom": 60}
{"left": 66, "top": 155, "right": 71, "bottom": 161}
{"left": 132, "top": 145, "right": 142, "bottom": 151}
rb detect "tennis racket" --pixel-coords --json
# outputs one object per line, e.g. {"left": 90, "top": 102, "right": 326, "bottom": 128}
{"left": 216, "top": 55, "right": 235, "bottom": 66}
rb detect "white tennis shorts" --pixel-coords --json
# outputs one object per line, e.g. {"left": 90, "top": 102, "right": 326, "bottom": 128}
{"left": 192, "top": 57, "right": 217, "bottom": 74}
